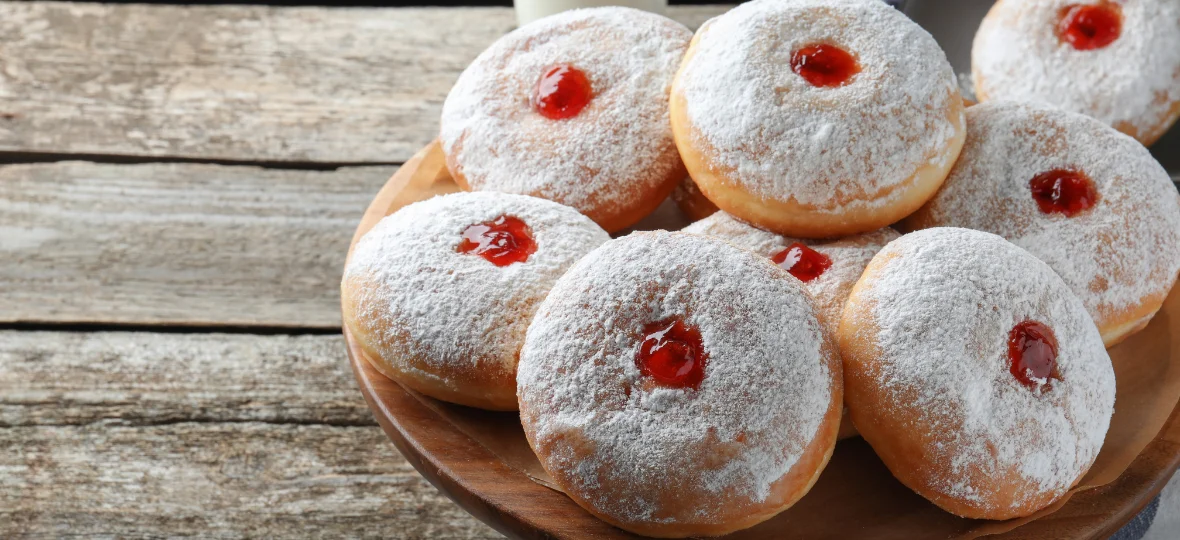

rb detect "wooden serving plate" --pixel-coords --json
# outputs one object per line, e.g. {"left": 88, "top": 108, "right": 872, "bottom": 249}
{"left": 344, "top": 142, "right": 1180, "bottom": 539}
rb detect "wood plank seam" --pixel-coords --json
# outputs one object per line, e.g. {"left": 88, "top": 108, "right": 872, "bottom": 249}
{"left": 0, "top": 321, "right": 344, "bottom": 335}
{"left": 0, "top": 151, "right": 406, "bottom": 172}
{"left": 0, "top": 161, "right": 397, "bottom": 328}
{"left": 0, "top": 3, "right": 729, "bottom": 164}
{"left": 0, "top": 418, "right": 378, "bottom": 429}
{"left": 0, "top": 331, "right": 504, "bottom": 538}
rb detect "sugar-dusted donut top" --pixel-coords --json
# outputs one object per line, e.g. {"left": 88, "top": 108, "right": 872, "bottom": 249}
{"left": 344, "top": 192, "right": 608, "bottom": 382}
{"left": 912, "top": 101, "right": 1180, "bottom": 326}
{"left": 858, "top": 227, "right": 1114, "bottom": 513}
{"left": 676, "top": 0, "right": 962, "bottom": 212}
{"left": 973, "top": 0, "right": 1180, "bottom": 140}
{"left": 518, "top": 231, "right": 835, "bottom": 525}
{"left": 440, "top": 7, "right": 691, "bottom": 217}
{"left": 683, "top": 211, "right": 898, "bottom": 330}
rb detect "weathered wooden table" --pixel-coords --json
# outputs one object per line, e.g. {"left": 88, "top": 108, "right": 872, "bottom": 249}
{"left": 0, "top": 2, "right": 727, "bottom": 537}
{"left": 4, "top": 2, "right": 1179, "bottom": 539}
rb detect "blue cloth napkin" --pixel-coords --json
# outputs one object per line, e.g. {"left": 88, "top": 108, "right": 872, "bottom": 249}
{"left": 1112, "top": 495, "right": 1160, "bottom": 540}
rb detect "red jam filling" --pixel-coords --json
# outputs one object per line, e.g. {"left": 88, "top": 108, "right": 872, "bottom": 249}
{"left": 772, "top": 243, "right": 833, "bottom": 283}
{"left": 456, "top": 215, "right": 537, "bottom": 267}
{"left": 636, "top": 318, "right": 707, "bottom": 390}
{"left": 532, "top": 64, "right": 593, "bottom": 120}
{"left": 1029, "top": 169, "right": 1099, "bottom": 217}
{"left": 1008, "top": 321, "right": 1060, "bottom": 390}
{"left": 1058, "top": 3, "right": 1122, "bottom": 51}
{"left": 790, "top": 44, "right": 860, "bottom": 88}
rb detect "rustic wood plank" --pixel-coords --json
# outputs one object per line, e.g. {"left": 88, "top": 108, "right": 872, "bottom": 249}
{"left": 0, "top": 331, "right": 499, "bottom": 538}
{"left": 0, "top": 3, "right": 730, "bottom": 164}
{"left": 0, "top": 162, "right": 393, "bottom": 327}
{"left": 1, "top": 424, "right": 498, "bottom": 539}
{"left": 0, "top": 331, "right": 370, "bottom": 427}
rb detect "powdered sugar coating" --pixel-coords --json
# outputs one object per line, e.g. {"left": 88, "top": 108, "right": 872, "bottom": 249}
{"left": 906, "top": 102, "right": 1180, "bottom": 341}
{"left": 849, "top": 227, "right": 1114, "bottom": 514}
{"left": 518, "top": 231, "right": 837, "bottom": 528}
{"left": 675, "top": 0, "right": 962, "bottom": 212}
{"left": 684, "top": 211, "right": 898, "bottom": 332}
{"left": 973, "top": 0, "right": 1180, "bottom": 144}
{"left": 344, "top": 192, "right": 608, "bottom": 399}
{"left": 440, "top": 7, "right": 690, "bottom": 226}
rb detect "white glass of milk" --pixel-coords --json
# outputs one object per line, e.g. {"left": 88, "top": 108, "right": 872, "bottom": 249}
{"left": 514, "top": 0, "right": 668, "bottom": 26}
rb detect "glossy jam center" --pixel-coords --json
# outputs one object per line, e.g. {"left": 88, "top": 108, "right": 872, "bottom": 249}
{"left": 1029, "top": 169, "right": 1099, "bottom": 217}
{"left": 772, "top": 243, "right": 833, "bottom": 283}
{"left": 456, "top": 215, "right": 537, "bottom": 267}
{"left": 636, "top": 318, "right": 707, "bottom": 390}
{"left": 1008, "top": 321, "right": 1060, "bottom": 390}
{"left": 790, "top": 44, "right": 860, "bottom": 88}
{"left": 532, "top": 64, "right": 593, "bottom": 120}
{"left": 1058, "top": 4, "right": 1122, "bottom": 50}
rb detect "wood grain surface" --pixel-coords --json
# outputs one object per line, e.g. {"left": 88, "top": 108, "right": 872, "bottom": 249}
{"left": 0, "top": 330, "right": 498, "bottom": 538}
{"left": 0, "top": 162, "right": 392, "bottom": 327}
{"left": 0, "top": 2, "right": 727, "bottom": 165}
{"left": 0, "top": 331, "right": 368, "bottom": 427}
{"left": 4, "top": 1, "right": 1176, "bottom": 538}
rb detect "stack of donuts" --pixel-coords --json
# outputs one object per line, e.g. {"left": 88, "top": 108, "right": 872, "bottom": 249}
{"left": 342, "top": 0, "right": 1180, "bottom": 536}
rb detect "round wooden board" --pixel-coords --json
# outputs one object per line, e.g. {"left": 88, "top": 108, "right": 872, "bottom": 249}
{"left": 344, "top": 142, "right": 1180, "bottom": 540}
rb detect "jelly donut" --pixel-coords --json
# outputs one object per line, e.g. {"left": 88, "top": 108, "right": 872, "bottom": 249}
{"left": 684, "top": 212, "right": 892, "bottom": 443}
{"left": 440, "top": 7, "right": 691, "bottom": 233}
{"left": 685, "top": 213, "right": 898, "bottom": 441}
{"left": 670, "top": 0, "right": 966, "bottom": 238}
{"left": 903, "top": 101, "right": 1180, "bottom": 347}
{"left": 518, "top": 232, "right": 842, "bottom": 537}
{"left": 342, "top": 192, "right": 608, "bottom": 411}
{"left": 973, "top": 0, "right": 1180, "bottom": 146}
{"left": 684, "top": 212, "right": 899, "bottom": 336}
{"left": 839, "top": 227, "right": 1115, "bottom": 520}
